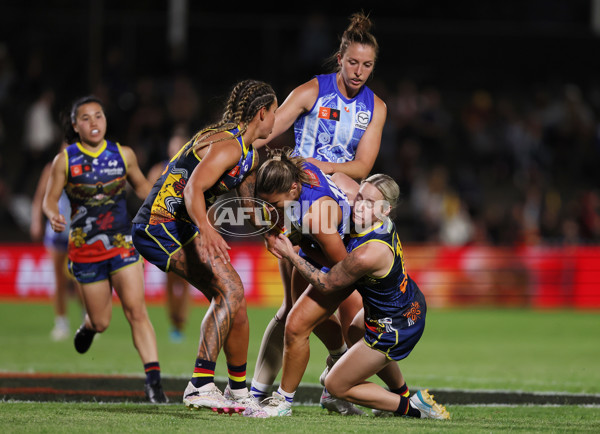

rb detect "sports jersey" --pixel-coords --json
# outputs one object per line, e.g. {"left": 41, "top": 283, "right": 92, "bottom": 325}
{"left": 133, "top": 126, "right": 257, "bottom": 226}
{"left": 285, "top": 161, "right": 351, "bottom": 243}
{"left": 64, "top": 140, "right": 133, "bottom": 263}
{"left": 346, "top": 217, "right": 419, "bottom": 316}
{"left": 346, "top": 217, "right": 426, "bottom": 360}
{"left": 292, "top": 73, "right": 375, "bottom": 163}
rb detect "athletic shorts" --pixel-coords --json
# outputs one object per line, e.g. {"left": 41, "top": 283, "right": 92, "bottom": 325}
{"left": 131, "top": 221, "right": 198, "bottom": 272}
{"left": 43, "top": 221, "right": 69, "bottom": 252}
{"left": 68, "top": 248, "right": 141, "bottom": 284}
{"left": 363, "top": 288, "right": 427, "bottom": 361}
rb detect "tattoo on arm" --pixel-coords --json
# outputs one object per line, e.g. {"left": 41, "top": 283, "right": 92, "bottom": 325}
{"left": 236, "top": 172, "right": 266, "bottom": 230}
{"left": 289, "top": 249, "right": 367, "bottom": 294}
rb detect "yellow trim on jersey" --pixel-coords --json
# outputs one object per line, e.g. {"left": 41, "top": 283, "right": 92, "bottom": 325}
{"left": 250, "top": 143, "right": 257, "bottom": 169}
{"left": 350, "top": 220, "right": 385, "bottom": 238}
{"left": 115, "top": 142, "right": 129, "bottom": 176}
{"left": 76, "top": 140, "right": 107, "bottom": 158}
{"left": 352, "top": 239, "right": 395, "bottom": 279}
{"left": 63, "top": 148, "right": 69, "bottom": 181}
{"left": 115, "top": 142, "right": 128, "bottom": 174}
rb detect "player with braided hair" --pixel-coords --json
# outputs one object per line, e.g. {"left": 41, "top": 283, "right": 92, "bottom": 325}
{"left": 250, "top": 11, "right": 386, "bottom": 415}
{"left": 132, "top": 79, "right": 277, "bottom": 413}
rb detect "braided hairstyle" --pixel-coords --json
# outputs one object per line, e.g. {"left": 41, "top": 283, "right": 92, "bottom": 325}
{"left": 188, "top": 79, "right": 276, "bottom": 153}
{"left": 256, "top": 147, "right": 318, "bottom": 195}
{"left": 327, "top": 11, "right": 379, "bottom": 72}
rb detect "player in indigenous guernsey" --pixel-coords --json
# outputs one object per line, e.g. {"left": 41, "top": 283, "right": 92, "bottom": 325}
{"left": 42, "top": 96, "right": 167, "bottom": 403}
{"left": 267, "top": 174, "right": 450, "bottom": 420}
{"left": 131, "top": 79, "right": 277, "bottom": 414}
{"left": 249, "top": 11, "right": 387, "bottom": 415}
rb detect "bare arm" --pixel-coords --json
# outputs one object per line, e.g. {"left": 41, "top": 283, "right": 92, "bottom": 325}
{"left": 272, "top": 234, "right": 376, "bottom": 294}
{"left": 308, "top": 95, "right": 387, "bottom": 180}
{"left": 121, "top": 145, "right": 152, "bottom": 199}
{"left": 253, "top": 79, "right": 318, "bottom": 149}
{"left": 42, "top": 152, "right": 68, "bottom": 233}
{"left": 30, "top": 163, "right": 52, "bottom": 241}
{"left": 185, "top": 139, "right": 241, "bottom": 263}
{"left": 235, "top": 167, "right": 265, "bottom": 230}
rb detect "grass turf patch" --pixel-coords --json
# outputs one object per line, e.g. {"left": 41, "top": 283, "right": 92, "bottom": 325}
{"left": 1, "top": 402, "right": 599, "bottom": 433}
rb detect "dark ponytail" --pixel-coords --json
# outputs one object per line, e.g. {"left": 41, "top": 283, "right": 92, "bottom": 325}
{"left": 62, "top": 95, "right": 104, "bottom": 143}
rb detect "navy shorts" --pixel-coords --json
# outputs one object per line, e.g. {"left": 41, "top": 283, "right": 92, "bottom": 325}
{"left": 363, "top": 288, "right": 427, "bottom": 361}
{"left": 131, "top": 221, "right": 198, "bottom": 272}
{"left": 68, "top": 249, "right": 141, "bottom": 284}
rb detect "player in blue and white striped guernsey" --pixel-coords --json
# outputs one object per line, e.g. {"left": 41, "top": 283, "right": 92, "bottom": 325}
{"left": 249, "top": 12, "right": 387, "bottom": 416}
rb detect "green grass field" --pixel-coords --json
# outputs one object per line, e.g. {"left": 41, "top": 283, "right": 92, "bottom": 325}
{"left": 1, "top": 301, "right": 599, "bottom": 432}
{"left": 1, "top": 301, "right": 598, "bottom": 393}
{"left": 1, "top": 403, "right": 599, "bottom": 433}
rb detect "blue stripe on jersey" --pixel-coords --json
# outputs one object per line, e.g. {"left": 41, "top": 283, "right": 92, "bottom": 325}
{"left": 293, "top": 73, "right": 374, "bottom": 163}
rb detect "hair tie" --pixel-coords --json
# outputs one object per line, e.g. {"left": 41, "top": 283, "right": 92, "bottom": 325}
{"left": 272, "top": 154, "right": 281, "bottom": 161}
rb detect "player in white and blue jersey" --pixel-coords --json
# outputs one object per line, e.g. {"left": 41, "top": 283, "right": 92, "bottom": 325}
{"left": 244, "top": 148, "right": 355, "bottom": 417}
{"left": 249, "top": 12, "right": 387, "bottom": 416}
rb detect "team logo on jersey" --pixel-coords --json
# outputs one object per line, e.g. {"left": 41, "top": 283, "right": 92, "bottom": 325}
{"left": 228, "top": 165, "right": 240, "bottom": 177}
{"left": 355, "top": 111, "right": 370, "bottom": 130}
{"left": 318, "top": 107, "right": 340, "bottom": 122}
{"left": 402, "top": 301, "right": 422, "bottom": 326}
{"left": 70, "top": 164, "right": 92, "bottom": 177}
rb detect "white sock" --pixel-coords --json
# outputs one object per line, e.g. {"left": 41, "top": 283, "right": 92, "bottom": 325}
{"left": 250, "top": 379, "right": 271, "bottom": 399}
{"left": 276, "top": 386, "right": 295, "bottom": 403}
{"left": 329, "top": 344, "right": 347, "bottom": 362}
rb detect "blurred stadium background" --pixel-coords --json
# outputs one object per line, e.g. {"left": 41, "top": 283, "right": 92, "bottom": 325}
{"left": 0, "top": 1, "right": 599, "bottom": 309}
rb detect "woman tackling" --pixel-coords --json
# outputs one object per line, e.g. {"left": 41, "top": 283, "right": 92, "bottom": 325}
{"left": 264, "top": 174, "right": 450, "bottom": 420}
{"left": 250, "top": 12, "right": 387, "bottom": 415}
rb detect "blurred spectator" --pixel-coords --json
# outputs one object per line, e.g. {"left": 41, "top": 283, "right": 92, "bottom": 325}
{"left": 17, "top": 87, "right": 60, "bottom": 197}
{"left": 0, "top": 11, "right": 598, "bottom": 248}
{"left": 0, "top": 42, "right": 15, "bottom": 109}
{"left": 126, "top": 76, "right": 169, "bottom": 172}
